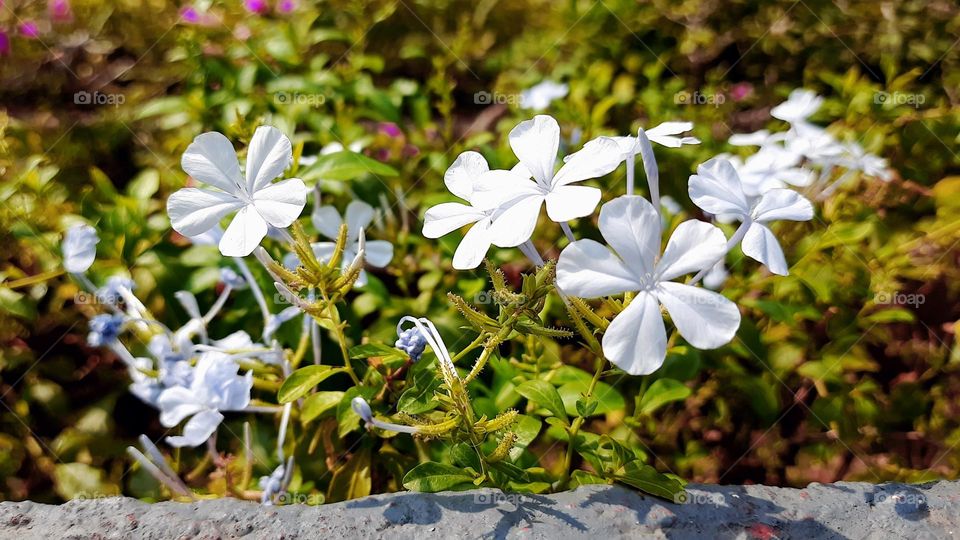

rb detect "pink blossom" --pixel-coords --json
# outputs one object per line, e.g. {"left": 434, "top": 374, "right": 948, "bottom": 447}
{"left": 277, "top": 0, "right": 296, "bottom": 13}
{"left": 0, "top": 32, "right": 10, "bottom": 56}
{"left": 244, "top": 0, "right": 269, "bottom": 14}
{"left": 730, "top": 82, "right": 754, "bottom": 102}
{"left": 19, "top": 21, "right": 40, "bottom": 39}
{"left": 48, "top": 0, "right": 73, "bottom": 22}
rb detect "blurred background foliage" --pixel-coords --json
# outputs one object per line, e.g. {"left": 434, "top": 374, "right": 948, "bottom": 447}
{"left": 1, "top": 0, "right": 958, "bottom": 502}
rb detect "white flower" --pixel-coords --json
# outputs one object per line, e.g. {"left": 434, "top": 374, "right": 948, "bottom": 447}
{"left": 557, "top": 196, "right": 741, "bottom": 375}
{"left": 158, "top": 352, "right": 253, "bottom": 447}
{"left": 840, "top": 142, "right": 893, "bottom": 181}
{"left": 167, "top": 126, "right": 307, "bottom": 257}
{"left": 728, "top": 129, "right": 782, "bottom": 147}
{"left": 520, "top": 80, "right": 568, "bottom": 111}
{"left": 310, "top": 200, "right": 393, "bottom": 286}
{"left": 471, "top": 115, "right": 623, "bottom": 247}
{"left": 702, "top": 260, "right": 729, "bottom": 290}
{"left": 689, "top": 158, "right": 814, "bottom": 275}
{"left": 726, "top": 146, "right": 812, "bottom": 197}
{"left": 771, "top": 89, "right": 824, "bottom": 128}
{"left": 422, "top": 151, "right": 497, "bottom": 270}
{"left": 63, "top": 223, "right": 99, "bottom": 273}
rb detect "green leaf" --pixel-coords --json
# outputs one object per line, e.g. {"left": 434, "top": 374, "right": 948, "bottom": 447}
{"left": 302, "top": 151, "right": 398, "bottom": 182}
{"left": 570, "top": 470, "right": 608, "bottom": 488}
{"left": 278, "top": 366, "right": 346, "bottom": 404}
{"left": 398, "top": 367, "right": 441, "bottom": 415}
{"left": 558, "top": 380, "right": 625, "bottom": 417}
{"left": 638, "top": 379, "right": 691, "bottom": 415}
{"left": 349, "top": 343, "right": 405, "bottom": 362}
{"left": 402, "top": 462, "right": 475, "bottom": 493}
{"left": 576, "top": 398, "right": 598, "bottom": 418}
{"left": 326, "top": 448, "right": 371, "bottom": 503}
{"left": 614, "top": 460, "right": 685, "bottom": 501}
{"left": 516, "top": 380, "right": 568, "bottom": 422}
{"left": 301, "top": 391, "right": 345, "bottom": 424}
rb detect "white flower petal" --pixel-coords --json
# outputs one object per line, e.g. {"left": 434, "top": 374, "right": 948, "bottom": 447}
{"left": 364, "top": 240, "right": 393, "bottom": 268}
{"left": 656, "top": 220, "right": 727, "bottom": 281}
{"left": 345, "top": 200, "right": 375, "bottom": 240}
{"left": 557, "top": 239, "right": 641, "bottom": 298}
{"left": 452, "top": 217, "right": 493, "bottom": 270}
{"left": 312, "top": 205, "right": 343, "bottom": 239}
{"left": 470, "top": 170, "right": 542, "bottom": 211}
{"left": 252, "top": 178, "right": 307, "bottom": 228}
{"left": 771, "top": 89, "right": 823, "bottom": 124}
{"left": 485, "top": 194, "right": 544, "bottom": 248}
{"left": 656, "top": 281, "right": 740, "bottom": 349}
{"left": 646, "top": 122, "right": 700, "bottom": 148}
{"left": 741, "top": 222, "right": 788, "bottom": 275}
{"left": 688, "top": 157, "right": 750, "bottom": 217}
{"left": 552, "top": 136, "right": 623, "bottom": 187}
{"left": 181, "top": 132, "right": 244, "bottom": 195}
{"left": 245, "top": 126, "right": 293, "bottom": 193}
{"left": 167, "top": 188, "right": 244, "bottom": 237}
{"left": 595, "top": 195, "right": 660, "bottom": 281}
{"left": 63, "top": 224, "right": 99, "bottom": 273}
{"left": 509, "top": 115, "right": 560, "bottom": 186}
{"left": 422, "top": 202, "right": 486, "bottom": 238}
{"left": 310, "top": 241, "right": 337, "bottom": 263}
{"left": 751, "top": 189, "right": 814, "bottom": 222}
{"left": 545, "top": 185, "right": 601, "bottom": 222}
{"left": 219, "top": 205, "right": 268, "bottom": 257}
{"left": 157, "top": 387, "right": 204, "bottom": 427}
{"left": 165, "top": 409, "right": 224, "bottom": 448}
{"left": 445, "top": 151, "right": 488, "bottom": 201}
{"left": 601, "top": 291, "right": 667, "bottom": 375}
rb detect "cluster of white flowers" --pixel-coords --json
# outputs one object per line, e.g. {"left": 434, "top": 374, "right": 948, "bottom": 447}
{"left": 422, "top": 89, "right": 888, "bottom": 376}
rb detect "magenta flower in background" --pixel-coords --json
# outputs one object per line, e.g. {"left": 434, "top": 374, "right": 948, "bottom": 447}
{"left": 730, "top": 82, "right": 754, "bottom": 102}
{"left": 0, "top": 32, "right": 10, "bottom": 56}
{"left": 48, "top": 0, "right": 73, "bottom": 22}
{"left": 19, "top": 21, "right": 40, "bottom": 39}
{"left": 277, "top": 0, "right": 296, "bottom": 13}
{"left": 244, "top": 0, "right": 269, "bottom": 14}
{"left": 379, "top": 122, "right": 402, "bottom": 138}
{"left": 179, "top": 6, "right": 201, "bottom": 24}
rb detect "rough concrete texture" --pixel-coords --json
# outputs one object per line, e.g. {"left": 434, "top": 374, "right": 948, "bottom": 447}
{"left": 1, "top": 480, "right": 958, "bottom": 539}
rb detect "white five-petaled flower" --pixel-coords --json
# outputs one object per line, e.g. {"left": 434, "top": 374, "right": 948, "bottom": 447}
{"left": 607, "top": 122, "right": 701, "bottom": 152}
{"left": 167, "top": 126, "right": 307, "bottom": 257}
{"left": 688, "top": 158, "right": 814, "bottom": 276}
{"left": 724, "top": 145, "right": 812, "bottom": 197}
{"left": 520, "top": 80, "right": 568, "bottom": 111}
{"left": 771, "top": 88, "right": 824, "bottom": 129}
{"left": 62, "top": 223, "right": 99, "bottom": 273}
{"left": 310, "top": 200, "right": 393, "bottom": 286}
{"left": 157, "top": 351, "right": 253, "bottom": 448}
{"left": 557, "top": 196, "right": 741, "bottom": 375}
{"left": 471, "top": 115, "right": 623, "bottom": 247}
{"left": 422, "top": 151, "right": 498, "bottom": 270}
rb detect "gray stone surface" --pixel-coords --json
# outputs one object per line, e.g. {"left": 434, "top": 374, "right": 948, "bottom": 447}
{"left": 1, "top": 481, "right": 958, "bottom": 539}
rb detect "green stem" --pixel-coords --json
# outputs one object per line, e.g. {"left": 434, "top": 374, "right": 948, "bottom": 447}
{"left": 558, "top": 355, "right": 605, "bottom": 490}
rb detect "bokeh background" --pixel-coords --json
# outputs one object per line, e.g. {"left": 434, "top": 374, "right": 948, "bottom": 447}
{"left": 1, "top": 0, "right": 958, "bottom": 502}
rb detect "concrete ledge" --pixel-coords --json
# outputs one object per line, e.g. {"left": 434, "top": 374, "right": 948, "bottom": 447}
{"left": 2, "top": 481, "right": 958, "bottom": 539}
